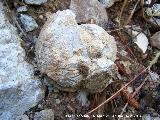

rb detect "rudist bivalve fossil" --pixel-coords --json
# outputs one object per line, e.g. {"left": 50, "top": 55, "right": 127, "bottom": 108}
{"left": 35, "top": 10, "right": 117, "bottom": 93}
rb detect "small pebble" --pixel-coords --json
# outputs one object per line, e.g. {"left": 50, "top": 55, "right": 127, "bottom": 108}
{"left": 17, "top": 6, "right": 28, "bottom": 13}
{"left": 20, "top": 14, "right": 38, "bottom": 32}
{"left": 44, "top": 78, "right": 54, "bottom": 92}
{"left": 127, "top": 86, "right": 133, "bottom": 94}
{"left": 37, "top": 104, "right": 43, "bottom": 109}
{"left": 34, "top": 109, "right": 54, "bottom": 120}
{"left": 25, "top": 0, "right": 47, "bottom": 5}
{"left": 55, "top": 99, "right": 61, "bottom": 104}
{"left": 76, "top": 91, "right": 90, "bottom": 107}
{"left": 39, "top": 15, "right": 44, "bottom": 19}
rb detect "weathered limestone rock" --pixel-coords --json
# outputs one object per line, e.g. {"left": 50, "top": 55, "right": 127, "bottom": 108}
{"left": 36, "top": 10, "right": 117, "bottom": 93}
{"left": 34, "top": 109, "right": 54, "bottom": 120}
{"left": 0, "top": 2, "right": 45, "bottom": 120}
{"left": 150, "top": 31, "right": 160, "bottom": 49}
{"left": 25, "top": 0, "right": 47, "bottom": 5}
{"left": 70, "top": 0, "right": 108, "bottom": 29}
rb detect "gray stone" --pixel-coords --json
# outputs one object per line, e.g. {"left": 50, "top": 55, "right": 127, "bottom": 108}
{"left": 0, "top": 2, "right": 45, "bottom": 120}
{"left": 44, "top": 78, "right": 54, "bottom": 92}
{"left": 25, "top": 0, "right": 47, "bottom": 5}
{"left": 70, "top": 0, "right": 108, "bottom": 29}
{"left": 76, "top": 91, "right": 90, "bottom": 107}
{"left": 55, "top": 99, "right": 61, "bottom": 104}
{"left": 34, "top": 109, "right": 54, "bottom": 120}
{"left": 142, "top": 114, "right": 160, "bottom": 120}
{"left": 142, "top": 108, "right": 160, "bottom": 120}
{"left": 99, "top": 0, "right": 120, "bottom": 8}
{"left": 20, "top": 14, "right": 38, "bottom": 32}
{"left": 150, "top": 31, "right": 160, "bottom": 49}
{"left": 17, "top": 6, "right": 28, "bottom": 13}
{"left": 35, "top": 10, "right": 117, "bottom": 93}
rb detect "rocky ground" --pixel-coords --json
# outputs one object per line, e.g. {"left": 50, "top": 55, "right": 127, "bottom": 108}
{"left": 0, "top": 0, "right": 160, "bottom": 120}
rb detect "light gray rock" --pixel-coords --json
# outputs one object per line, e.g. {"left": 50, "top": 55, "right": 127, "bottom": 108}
{"left": 76, "top": 91, "right": 90, "bottom": 107}
{"left": 0, "top": 2, "right": 45, "bottom": 120}
{"left": 25, "top": 0, "right": 47, "bottom": 5}
{"left": 34, "top": 109, "right": 54, "bottom": 120}
{"left": 55, "top": 99, "right": 61, "bottom": 104}
{"left": 70, "top": 0, "right": 108, "bottom": 29}
{"left": 150, "top": 31, "right": 160, "bottom": 49}
{"left": 142, "top": 108, "right": 160, "bottom": 120}
{"left": 20, "top": 14, "right": 38, "bottom": 32}
{"left": 99, "top": 0, "right": 120, "bottom": 8}
{"left": 17, "top": 6, "right": 28, "bottom": 13}
{"left": 142, "top": 114, "right": 160, "bottom": 120}
{"left": 35, "top": 10, "right": 117, "bottom": 93}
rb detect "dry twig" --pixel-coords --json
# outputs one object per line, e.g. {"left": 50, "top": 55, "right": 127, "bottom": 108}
{"left": 118, "top": 76, "right": 148, "bottom": 120}
{"left": 124, "top": 0, "right": 141, "bottom": 26}
{"left": 86, "top": 51, "right": 160, "bottom": 116}
{"left": 119, "top": 0, "right": 128, "bottom": 26}
{"left": 86, "top": 67, "right": 148, "bottom": 115}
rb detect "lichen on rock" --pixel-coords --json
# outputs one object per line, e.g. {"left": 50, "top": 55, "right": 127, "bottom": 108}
{"left": 36, "top": 9, "right": 117, "bottom": 93}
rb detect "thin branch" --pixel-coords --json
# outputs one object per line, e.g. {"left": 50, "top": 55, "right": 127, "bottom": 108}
{"left": 124, "top": 0, "right": 141, "bottom": 26}
{"left": 86, "top": 67, "right": 149, "bottom": 115}
{"left": 118, "top": 76, "right": 148, "bottom": 120}
{"left": 119, "top": 0, "right": 128, "bottom": 26}
{"left": 86, "top": 51, "right": 160, "bottom": 115}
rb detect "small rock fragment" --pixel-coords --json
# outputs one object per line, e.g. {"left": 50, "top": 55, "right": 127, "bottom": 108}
{"left": 20, "top": 14, "right": 38, "bottom": 32}
{"left": 126, "top": 26, "right": 149, "bottom": 53}
{"left": 99, "top": 0, "right": 120, "bottom": 8}
{"left": 120, "top": 61, "right": 131, "bottom": 75}
{"left": 55, "top": 99, "right": 61, "bottom": 104}
{"left": 36, "top": 10, "right": 117, "bottom": 93}
{"left": 17, "top": 6, "right": 28, "bottom": 13}
{"left": 38, "top": 104, "right": 44, "bottom": 110}
{"left": 44, "top": 78, "right": 54, "bottom": 92}
{"left": 142, "top": 108, "right": 160, "bottom": 120}
{"left": 127, "top": 87, "right": 133, "bottom": 94}
{"left": 149, "top": 72, "right": 159, "bottom": 81}
{"left": 146, "top": 3, "right": 160, "bottom": 17}
{"left": 133, "top": 31, "right": 149, "bottom": 53}
{"left": 25, "top": 0, "right": 47, "bottom": 5}
{"left": 145, "top": 2, "right": 160, "bottom": 26}
{"left": 39, "top": 15, "right": 44, "bottom": 19}
{"left": 34, "top": 109, "right": 54, "bottom": 120}
{"left": 150, "top": 31, "right": 160, "bottom": 49}
{"left": 76, "top": 91, "right": 90, "bottom": 107}
{"left": 70, "top": 0, "right": 108, "bottom": 29}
